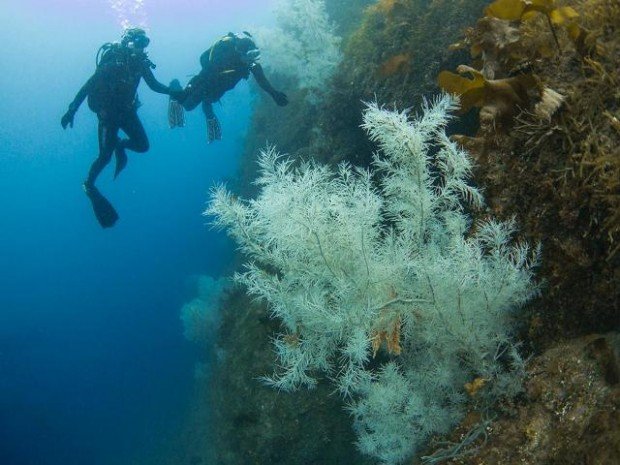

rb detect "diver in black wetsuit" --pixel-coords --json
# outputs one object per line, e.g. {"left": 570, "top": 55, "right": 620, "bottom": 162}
{"left": 61, "top": 28, "right": 180, "bottom": 227}
{"left": 170, "top": 32, "right": 288, "bottom": 142}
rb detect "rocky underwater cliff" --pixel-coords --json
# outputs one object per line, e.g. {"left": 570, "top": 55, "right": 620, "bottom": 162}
{"left": 168, "top": 1, "right": 619, "bottom": 464}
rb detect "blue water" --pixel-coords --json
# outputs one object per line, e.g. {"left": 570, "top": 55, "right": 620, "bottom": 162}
{"left": 0, "top": 3, "right": 265, "bottom": 464}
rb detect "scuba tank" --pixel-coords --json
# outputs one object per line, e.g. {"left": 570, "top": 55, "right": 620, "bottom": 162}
{"left": 95, "top": 42, "right": 155, "bottom": 70}
{"left": 202, "top": 32, "right": 259, "bottom": 77}
{"left": 95, "top": 42, "right": 117, "bottom": 68}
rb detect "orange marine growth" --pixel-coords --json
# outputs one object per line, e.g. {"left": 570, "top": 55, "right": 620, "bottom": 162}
{"left": 378, "top": 53, "right": 411, "bottom": 78}
{"left": 371, "top": 317, "right": 402, "bottom": 357}
{"left": 464, "top": 377, "right": 488, "bottom": 397}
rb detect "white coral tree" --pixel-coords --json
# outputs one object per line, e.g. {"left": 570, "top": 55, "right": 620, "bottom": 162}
{"left": 206, "top": 94, "right": 539, "bottom": 464}
{"left": 253, "top": 0, "right": 341, "bottom": 99}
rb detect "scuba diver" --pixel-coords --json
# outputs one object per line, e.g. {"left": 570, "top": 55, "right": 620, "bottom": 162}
{"left": 168, "top": 32, "right": 288, "bottom": 142}
{"left": 61, "top": 27, "right": 181, "bottom": 228}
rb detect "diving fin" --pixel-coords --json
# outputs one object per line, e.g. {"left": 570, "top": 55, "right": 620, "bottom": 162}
{"left": 84, "top": 185, "right": 119, "bottom": 228}
{"left": 168, "top": 79, "right": 185, "bottom": 129}
{"left": 114, "top": 145, "right": 128, "bottom": 179}
{"left": 168, "top": 100, "right": 185, "bottom": 128}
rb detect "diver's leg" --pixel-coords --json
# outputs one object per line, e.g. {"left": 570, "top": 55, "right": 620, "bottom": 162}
{"left": 119, "top": 111, "right": 149, "bottom": 153}
{"left": 85, "top": 118, "right": 118, "bottom": 189}
{"left": 202, "top": 100, "right": 221, "bottom": 143}
{"left": 181, "top": 74, "right": 207, "bottom": 111}
{"left": 114, "top": 111, "right": 148, "bottom": 179}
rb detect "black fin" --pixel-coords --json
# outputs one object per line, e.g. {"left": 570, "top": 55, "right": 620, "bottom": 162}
{"left": 85, "top": 186, "right": 119, "bottom": 228}
{"left": 168, "top": 100, "right": 185, "bottom": 128}
{"left": 168, "top": 79, "right": 186, "bottom": 128}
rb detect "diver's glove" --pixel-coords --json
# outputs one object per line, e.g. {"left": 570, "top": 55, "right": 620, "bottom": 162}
{"left": 168, "top": 79, "right": 185, "bottom": 103}
{"left": 61, "top": 107, "right": 76, "bottom": 129}
{"left": 271, "top": 90, "right": 289, "bottom": 107}
{"left": 206, "top": 116, "right": 222, "bottom": 143}
{"left": 169, "top": 89, "right": 186, "bottom": 102}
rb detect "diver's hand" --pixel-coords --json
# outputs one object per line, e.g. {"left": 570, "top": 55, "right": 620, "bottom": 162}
{"left": 271, "top": 91, "right": 289, "bottom": 107}
{"left": 61, "top": 109, "right": 75, "bottom": 129}
{"left": 206, "top": 117, "right": 222, "bottom": 143}
{"left": 169, "top": 89, "right": 185, "bottom": 102}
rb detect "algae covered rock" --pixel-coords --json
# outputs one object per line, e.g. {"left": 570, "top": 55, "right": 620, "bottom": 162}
{"left": 198, "top": 291, "right": 374, "bottom": 465}
{"left": 438, "top": 0, "right": 620, "bottom": 345}
{"left": 441, "top": 333, "right": 620, "bottom": 464}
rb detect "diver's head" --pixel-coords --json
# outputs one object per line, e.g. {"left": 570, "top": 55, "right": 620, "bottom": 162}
{"left": 234, "top": 32, "right": 261, "bottom": 66}
{"left": 121, "top": 27, "right": 150, "bottom": 50}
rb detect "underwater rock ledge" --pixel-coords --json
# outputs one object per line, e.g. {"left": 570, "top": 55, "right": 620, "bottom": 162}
{"left": 441, "top": 332, "right": 620, "bottom": 465}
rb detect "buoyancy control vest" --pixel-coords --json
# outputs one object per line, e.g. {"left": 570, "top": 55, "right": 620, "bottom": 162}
{"left": 200, "top": 33, "right": 254, "bottom": 78}
{"left": 87, "top": 43, "right": 155, "bottom": 113}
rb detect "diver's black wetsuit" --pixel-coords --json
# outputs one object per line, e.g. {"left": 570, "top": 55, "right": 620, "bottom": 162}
{"left": 178, "top": 34, "right": 287, "bottom": 129}
{"left": 67, "top": 45, "right": 172, "bottom": 187}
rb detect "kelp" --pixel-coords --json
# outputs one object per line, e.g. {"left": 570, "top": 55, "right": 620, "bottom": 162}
{"left": 438, "top": 65, "right": 540, "bottom": 130}
{"left": 485, "top": 0, "right": 584, "bottom": 52}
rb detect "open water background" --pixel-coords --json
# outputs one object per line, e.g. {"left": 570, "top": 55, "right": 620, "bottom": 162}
{"left": 0, "top": 1, "right": 271, "bottom": 463}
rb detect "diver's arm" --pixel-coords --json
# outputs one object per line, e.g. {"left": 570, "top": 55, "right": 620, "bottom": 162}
{"left": 61, "top": 74, "right": 96, "bottom": 129}
{"left": 251, "top": 64, "right": 277, "bottom": 94}
{"left": 69, "top": 74, "right": 97, "bottom": 113}
{"left": 142, "top": 67, "right": 172, "bottom": 95}
{"left": 251, "top": 64, "right": 288, "bottom": 106}
{"left": 66, "top": 60, "right": 117, "bottom": 113}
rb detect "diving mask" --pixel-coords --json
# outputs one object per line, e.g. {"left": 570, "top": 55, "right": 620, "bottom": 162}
{"left": 122, "top": 28, "right": 150, "bottom": 50}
